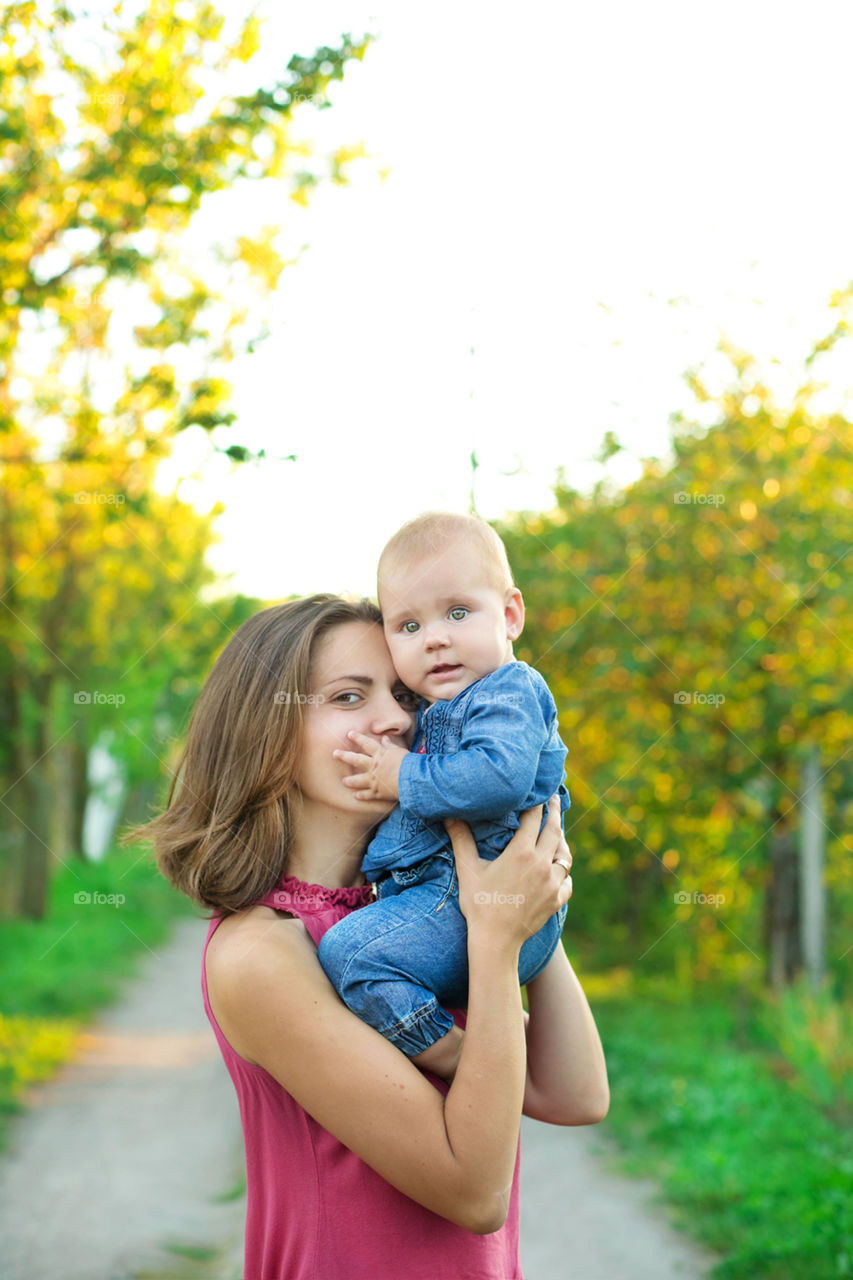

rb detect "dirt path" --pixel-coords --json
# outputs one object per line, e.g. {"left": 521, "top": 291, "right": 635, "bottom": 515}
{"left": 0, "top": 917, "right": 720, "bottom": 1279}
{"left": 520, "top": 1115, "right": 719, "bottom": 1279}
{"left": 0, "top": 917, "right": 245, "bottom": 1280}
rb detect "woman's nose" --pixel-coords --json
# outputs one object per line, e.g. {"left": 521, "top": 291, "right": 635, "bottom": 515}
{"left": 372, "top": 694, "right": 413, "bottom": 739}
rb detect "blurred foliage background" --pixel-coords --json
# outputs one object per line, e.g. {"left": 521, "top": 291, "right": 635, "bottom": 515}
{"left": 500, "top": 321, "right": 853, "bottom": 996}
{"left": 0, "top": 0, "right": 369, "bottom": 915}
{"left": 1, "top": 3, "right": 852, "bottom": 1275}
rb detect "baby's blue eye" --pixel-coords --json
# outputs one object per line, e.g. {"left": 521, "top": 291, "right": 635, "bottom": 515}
{"left": 402, "top": 620, "right": 419, "bottom": 634}
{"left": 448, "top": 607, "right": 468, "bottom": 621}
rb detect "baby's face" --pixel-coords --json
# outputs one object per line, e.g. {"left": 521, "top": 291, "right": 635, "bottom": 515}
{"left": 379, "top": 543, "right": 523, "bottom": 703}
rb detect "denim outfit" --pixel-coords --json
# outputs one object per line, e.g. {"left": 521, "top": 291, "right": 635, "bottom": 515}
{"left": 317, "top": 661, "right": 571, "bottom": 1056}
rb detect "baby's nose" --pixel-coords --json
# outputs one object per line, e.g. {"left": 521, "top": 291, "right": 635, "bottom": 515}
{"left": 423, "top": 623, "right": 449, "bottom": 648}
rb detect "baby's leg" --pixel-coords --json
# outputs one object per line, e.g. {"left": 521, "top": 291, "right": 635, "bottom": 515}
{"left": 317, "top": 860, "right": 469, "bottom": 1059}
{"left": 517, "top": 899, "right": 569, "bottom": 985}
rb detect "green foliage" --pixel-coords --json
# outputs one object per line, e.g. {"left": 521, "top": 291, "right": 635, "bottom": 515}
{"left": 498, "top": 301, "right": 853, "bottom": 985}
{"left": 0, "top": 1, "right": 369, "bottom": 915}
{"left": 596, "top": 990, "right": 853, "bottom": 1279}
{"left": 755, "top": 977, "right": 853, "bottom": 1118}
{"left": 0, "top": 846, "right": 195, "bottom": 1019}
{"left": 0, "top": 844, "right": 196, "bottom": 1148}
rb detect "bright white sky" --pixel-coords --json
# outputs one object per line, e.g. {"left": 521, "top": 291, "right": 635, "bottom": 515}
{"left": 154, "top": 0, "right": 853, "bottom": 602}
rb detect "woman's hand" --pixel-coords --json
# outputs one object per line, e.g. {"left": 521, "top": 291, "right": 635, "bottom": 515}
{"left": 444, "top": 795, "right": 572, "bottom": 955}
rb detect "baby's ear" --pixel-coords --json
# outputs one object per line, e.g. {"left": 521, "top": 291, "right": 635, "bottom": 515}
{"left": 504, "top": 587, "right": 525, "bottom": 639}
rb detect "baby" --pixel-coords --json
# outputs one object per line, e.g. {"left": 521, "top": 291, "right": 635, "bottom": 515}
{"left": 317, "top": 512, "right": 570, "bottom": 1077}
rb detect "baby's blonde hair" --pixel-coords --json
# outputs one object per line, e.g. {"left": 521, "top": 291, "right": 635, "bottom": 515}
{"left": 377, "top": 511, "right": 515, "bottom": 602}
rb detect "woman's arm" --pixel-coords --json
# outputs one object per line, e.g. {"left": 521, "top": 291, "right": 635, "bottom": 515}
{"left": 206, "top": 805, "right": 570, "bottom": 1236}
{"left": 522, "top": 945, "right": 610, "bottom": 1125}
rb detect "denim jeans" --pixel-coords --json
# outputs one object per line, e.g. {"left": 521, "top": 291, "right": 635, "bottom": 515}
{"left": 317, "top": 849, "right": 568, "bottom": 1056}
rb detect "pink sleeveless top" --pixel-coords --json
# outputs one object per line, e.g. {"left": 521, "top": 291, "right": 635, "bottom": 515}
{"left": 201, "top": 873, "right": 524, "bottom": 1280}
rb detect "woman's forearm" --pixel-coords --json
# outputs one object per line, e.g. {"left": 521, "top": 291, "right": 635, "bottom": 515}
{"left": 442, "top": 928, "right": 526, "bottom": 1232}
{"left": 524, "top": 944, "right": 609, "bottom": 1124}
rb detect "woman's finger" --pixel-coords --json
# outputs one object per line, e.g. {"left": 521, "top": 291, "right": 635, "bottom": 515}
{"left": 443, "top": 818, "right": 480, "bottom": 872}
{"left": 514, "top": 803, "right": 544, "bottom": 841}
{"left": 534, "top": 793, "right": 564, "bottom": 860}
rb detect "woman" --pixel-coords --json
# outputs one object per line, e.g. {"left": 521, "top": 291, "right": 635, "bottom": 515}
{"left": 127, "top": 595, "right": 609, "bottom": 1279}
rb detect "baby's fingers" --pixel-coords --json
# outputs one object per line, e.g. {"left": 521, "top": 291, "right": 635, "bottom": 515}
{"left": 333, "top": 749, "right": 370, "bottom": 770}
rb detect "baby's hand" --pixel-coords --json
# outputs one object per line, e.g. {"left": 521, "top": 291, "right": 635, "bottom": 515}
{"left": 333, "top": 731, "right": 407, "bottom": 802}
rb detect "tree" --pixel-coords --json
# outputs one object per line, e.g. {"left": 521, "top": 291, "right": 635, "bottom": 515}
{"left": 0, "top": 1, "right": 370, "bottom": 916}
{"left": 498, "top": 295, "right": 853, "bottom": 988}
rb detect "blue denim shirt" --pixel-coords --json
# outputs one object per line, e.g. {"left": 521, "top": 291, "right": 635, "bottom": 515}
{"left": 360, "top": 660, "right": 570, "bottom": 879}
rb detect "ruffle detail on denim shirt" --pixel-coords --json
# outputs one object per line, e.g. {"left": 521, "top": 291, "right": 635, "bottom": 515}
{"left": 255, "top": 873, "right": 375, "bottom": 913}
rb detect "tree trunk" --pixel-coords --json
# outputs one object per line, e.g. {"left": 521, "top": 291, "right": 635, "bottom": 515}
{"left": 764, "top": 817, "right": 800, "bottom": 988}
{"left": 10, "top": 670, "right": 54, "bottom": 919}
{"left": 70, "top": 727, "right": 89, "bottom": 855}
{"left": 799, "top": 748, "right": 826, "bottom": 989}
{"left": 18, "top": 764, "right": 53, "bottom": 918}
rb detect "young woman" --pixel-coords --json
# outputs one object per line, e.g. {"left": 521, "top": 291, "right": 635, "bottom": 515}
{"left": 127, "top": 595, "right": 609, "bottom": 1280}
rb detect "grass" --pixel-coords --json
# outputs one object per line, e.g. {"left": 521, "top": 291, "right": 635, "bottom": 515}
{"left": 589, "top": 975, "right": 853, "bottom": 1280}
{"left": 0, "top": 847, "right": 196, "bottom": 1146}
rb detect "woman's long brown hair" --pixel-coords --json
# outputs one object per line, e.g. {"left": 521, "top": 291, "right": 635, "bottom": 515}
{"left": 123, "top": 595, "right": 382, "bottom": 915}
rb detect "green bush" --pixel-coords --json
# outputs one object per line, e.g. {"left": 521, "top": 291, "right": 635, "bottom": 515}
{"left": 594, "top": 987, "right": 853, "bottom": 1280}
{"left": 0, "top": 849, "right": 195, "bottom": 1145}
{"left": 0, "top": 848, "right": 196, "bottom": 1019}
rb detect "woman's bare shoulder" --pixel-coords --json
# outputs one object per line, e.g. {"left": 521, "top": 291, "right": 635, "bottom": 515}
{"left": 205, "top": 905, "right": 319, "bottom": 1063}
{"left": 207, "top": 904, "right": 313, "bottom": 980}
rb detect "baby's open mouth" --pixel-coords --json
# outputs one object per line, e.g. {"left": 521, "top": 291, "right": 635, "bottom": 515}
{"left": 430, "top": 664, "right": 460, "bottom": 675}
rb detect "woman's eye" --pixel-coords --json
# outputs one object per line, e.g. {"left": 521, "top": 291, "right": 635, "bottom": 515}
{"left": 394, "top": 689, "right": 420, "bottom": 710}
{"left": 448, "top": 607, "right": 468, "bottom": 621}
{"left": 402, "top": 621, "right": 419, "bottom": 634}
{"left": 332, "top": 692, "right": 361, "bottom": 705}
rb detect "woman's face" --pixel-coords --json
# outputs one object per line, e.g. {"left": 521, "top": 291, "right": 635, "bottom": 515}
{"left": 297, "top": 621, "right": 417, "bottom": 819}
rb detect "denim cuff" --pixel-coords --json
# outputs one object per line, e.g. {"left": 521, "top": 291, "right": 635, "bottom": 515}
{"left": 383, "top": 1001, "right": 455, "bottom": 1057}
